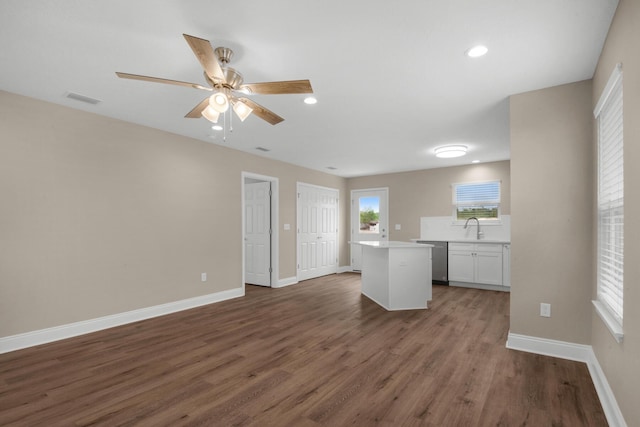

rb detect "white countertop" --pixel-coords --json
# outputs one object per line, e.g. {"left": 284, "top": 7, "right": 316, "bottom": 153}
{"left": 447, "top": 239, "right": 510, "bottom": 244}
{"left": 351, "top": 241, "right": 433, "bottom": 248}
{"left": 412, "top": 238, "right": 510, "bottom": 244}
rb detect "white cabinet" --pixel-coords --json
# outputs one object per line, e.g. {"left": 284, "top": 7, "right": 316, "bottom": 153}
{"left": 448, "top": 242, "right": 503, "bottom": 286}
{"left": 448, "top": 250, "right": 475, "bottom": 282}
{"left": 355, "top": 241, "right": 432, "bottom": 310}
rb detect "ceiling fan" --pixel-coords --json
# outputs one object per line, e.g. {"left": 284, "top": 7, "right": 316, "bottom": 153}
{"left": 116, "top": 34, "right": 313, "bottom": 126}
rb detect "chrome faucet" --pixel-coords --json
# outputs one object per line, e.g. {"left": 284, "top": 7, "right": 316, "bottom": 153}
{"left": 463, "top": 216, "right": 482, "bottom": 240}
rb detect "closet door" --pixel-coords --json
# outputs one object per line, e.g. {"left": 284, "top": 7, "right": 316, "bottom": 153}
{"left": 297, "top": 183, "right": 338, "bottom": 281}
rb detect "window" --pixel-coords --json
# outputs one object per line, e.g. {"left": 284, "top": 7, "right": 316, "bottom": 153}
{"left": 452, "top": 180, "right": 500, "bottom": 221}
{"left": 593, "top": 63, "right": 624, "bottom": 342}
{"left": 358, "top": 196, "right": 380, "bottom": 234}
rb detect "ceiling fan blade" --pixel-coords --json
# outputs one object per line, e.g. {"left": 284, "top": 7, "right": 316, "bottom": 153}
{"left": 185, "top": 97, "right": 210, "bottom": 118}
{"left": 115, "top": 72, "right": 212, "bottom": 91}
{"left": 240, "top": 80, "right": 313, "bottom": 95}
{"left": 237, "top": 97, "right": 284, "bottom": 125}
{"left": 183, "top": 34, "right": 226, "bottom": 84}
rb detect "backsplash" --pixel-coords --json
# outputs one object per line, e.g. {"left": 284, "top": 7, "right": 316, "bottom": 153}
{"left": 419, "top": 215, "right": 511, "bottom": 242}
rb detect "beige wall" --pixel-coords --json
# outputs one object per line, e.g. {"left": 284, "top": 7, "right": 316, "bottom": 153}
{"left": 347, "top": 161, "right": 511, "bottom": 242}
{"left": 510, "top": 80, "right": 594, "bottom": 344}
{"left": 0, "top": 87, "right": 511, "bottom": 339}
{"left": 0, "top": 90, "right": 348, "bottom": 336}
{"left": 510, "top": 1, "right": 640, "bottom": 422}
{"left": 590, "top": 0, "right": 640, "bottom": 423}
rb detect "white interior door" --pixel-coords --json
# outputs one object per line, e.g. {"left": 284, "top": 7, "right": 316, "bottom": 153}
{"left": 297, "top": 183, "right": 339, "bottom": 281}
{"left": 351, "top": 188, "right": 389, "bottom": 271}
{"left": 245, "top": 181, "right": 271, "bottom": 286}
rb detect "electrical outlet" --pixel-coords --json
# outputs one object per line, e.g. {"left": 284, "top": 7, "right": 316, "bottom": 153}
{"left": 540, "top": 303, "right": 551, "bottom": 317}
{"left": 201, "top": 273, "right": 207, "bottom": 282}
{"left": 395, "top": 224, "right": 401, "bottom": 230}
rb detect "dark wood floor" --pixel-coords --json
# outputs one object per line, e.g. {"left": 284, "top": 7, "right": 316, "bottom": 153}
{"left": 0, "top": 273, "right": 607, "bottom": 426}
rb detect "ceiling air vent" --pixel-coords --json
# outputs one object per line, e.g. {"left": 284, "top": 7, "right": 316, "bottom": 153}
{"left": 326, "top": 166, "right": 337, "bottom": 170}
{"left": 255, "top": 147, "right": 271, "bottom": 152}
{"left": 64, "top": 91, "right": 102, "bottom": 105}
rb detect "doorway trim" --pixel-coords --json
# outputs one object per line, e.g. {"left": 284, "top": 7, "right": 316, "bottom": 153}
{"left": 350, "top": 187, "right": 389, "bottom": 271}
{"left": 242, "top": 172, "right": 279, "bottom": 289}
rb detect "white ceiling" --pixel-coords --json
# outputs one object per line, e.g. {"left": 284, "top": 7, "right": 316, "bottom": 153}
{"left": 0, "top": 0, "right": 618, "bottom": 177}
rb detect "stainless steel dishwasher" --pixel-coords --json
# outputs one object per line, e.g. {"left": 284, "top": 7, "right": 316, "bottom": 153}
{"left": 417, "top": 240, "right": 448, "bottom": 285}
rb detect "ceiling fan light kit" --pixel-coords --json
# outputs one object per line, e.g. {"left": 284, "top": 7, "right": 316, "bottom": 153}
{"left": 209, "top": 92, "right": 229, "bottom": 113}
{"left": 233, "top": 101, "right": 253, "bottom": 122}
{"left": 116, "top": 33, "right": 313, "bottom": 133}
{"left": 201, "top": 106, "right": 220, "bottom": 123}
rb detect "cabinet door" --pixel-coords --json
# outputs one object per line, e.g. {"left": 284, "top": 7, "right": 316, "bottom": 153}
{"left": 475, "top": 251, "right": 503, "bottom": 285}
{"left": 448, "top": 251, "right": 475, "bottom": 282}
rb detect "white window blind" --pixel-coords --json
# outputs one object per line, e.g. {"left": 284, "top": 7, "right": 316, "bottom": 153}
{"left": 453, "top": 181, "right": 500, "bottom": 220}
{"left": 595, "top": 64, "right": 624, "bottom": 333}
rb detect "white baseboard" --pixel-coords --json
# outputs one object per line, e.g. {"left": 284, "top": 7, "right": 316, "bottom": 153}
{"left": 338, "top": 266, "right": 355, "bottom": 274}
{"left": 449, "top": 281, "right": 510, "bottom": 292}
{"left": 586, "top": 347, "right": 628, "bottom": 427}
{"left": 275, "top": 269, "right": 355, "bottom": 288}
{"left": 506, "top": 332, "right": 627, "bottom": 427}
{"left": 506, "top": 332, "right": 591, "bottom": 362}
{"left": 0, "top": 287, "right": 244, "bottom": 355}
{"left": 274, "top": 276, "right": 298, "bottom": 288}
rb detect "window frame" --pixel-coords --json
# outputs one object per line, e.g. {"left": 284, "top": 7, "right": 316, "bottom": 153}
{"left": 593, "top": 63, "right": 624, "bottom": 343}
{"left": 451, "top": 180, "right": 501, "bottom": 224}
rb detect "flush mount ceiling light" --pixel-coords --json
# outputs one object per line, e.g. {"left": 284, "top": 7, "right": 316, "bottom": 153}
{"left": 434, "top": 145, "right": 468, "bottom": 158}
{"left": 466, "top": 45, "right": 488, "bottom": 58}
{"left": 304, "top": 96, "right": 317, "bottom": 105}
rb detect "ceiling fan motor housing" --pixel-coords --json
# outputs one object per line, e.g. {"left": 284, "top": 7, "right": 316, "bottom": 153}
{"left": 214, "top": 47, "right": 234, "bottom": 64}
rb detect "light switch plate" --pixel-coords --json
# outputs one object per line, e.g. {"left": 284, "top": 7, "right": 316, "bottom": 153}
{"left": 201, "top": 273, "right": 207, "bottom": 282}
{"left": 284, "top": 223, "right": 290, "bottom": 230}
{"left": 395, "top": 224, "right": 401, "bottom": 230}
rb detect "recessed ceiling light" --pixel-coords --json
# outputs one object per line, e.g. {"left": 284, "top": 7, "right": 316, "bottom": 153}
{"left": 472, "top": 159, "right": 480, "bottom": 163}
{"left": 304, "top": 96, "right": 317, "bottom": 105}
{"left": 212, "top": 125, "right": 223, "bottom": 131}
{"left": 434, "top": 145, "right": 467, "bottom": 158}
{"left": 466, "top": 45, "right": 488, "bottom": 58}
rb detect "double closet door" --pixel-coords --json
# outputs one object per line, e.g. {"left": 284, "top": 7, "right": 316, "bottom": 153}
{"left": 297, "top": 183, "right": 339, "bottom": 281}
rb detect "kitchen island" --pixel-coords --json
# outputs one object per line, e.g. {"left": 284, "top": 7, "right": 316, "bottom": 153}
{"left": 352, "top": 241, "right": 432, "bottom": 310}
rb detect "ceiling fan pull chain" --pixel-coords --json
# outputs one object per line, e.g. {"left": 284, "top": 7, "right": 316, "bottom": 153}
{"left": 223, "top": 110, "right": 227, "bottom": 142}
{"left": 230, "top": 102, "right": 234, "bottom": 133}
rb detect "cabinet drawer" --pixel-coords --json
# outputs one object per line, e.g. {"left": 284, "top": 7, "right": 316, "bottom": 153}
{"left": 448, "top": 242, "right": 475, "bottom": 251}
{"left": 448, "top": 242, "right": 503, "bottom": 253}
{"left": 475, "top": 243, "right": 503, "bottom": 253}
